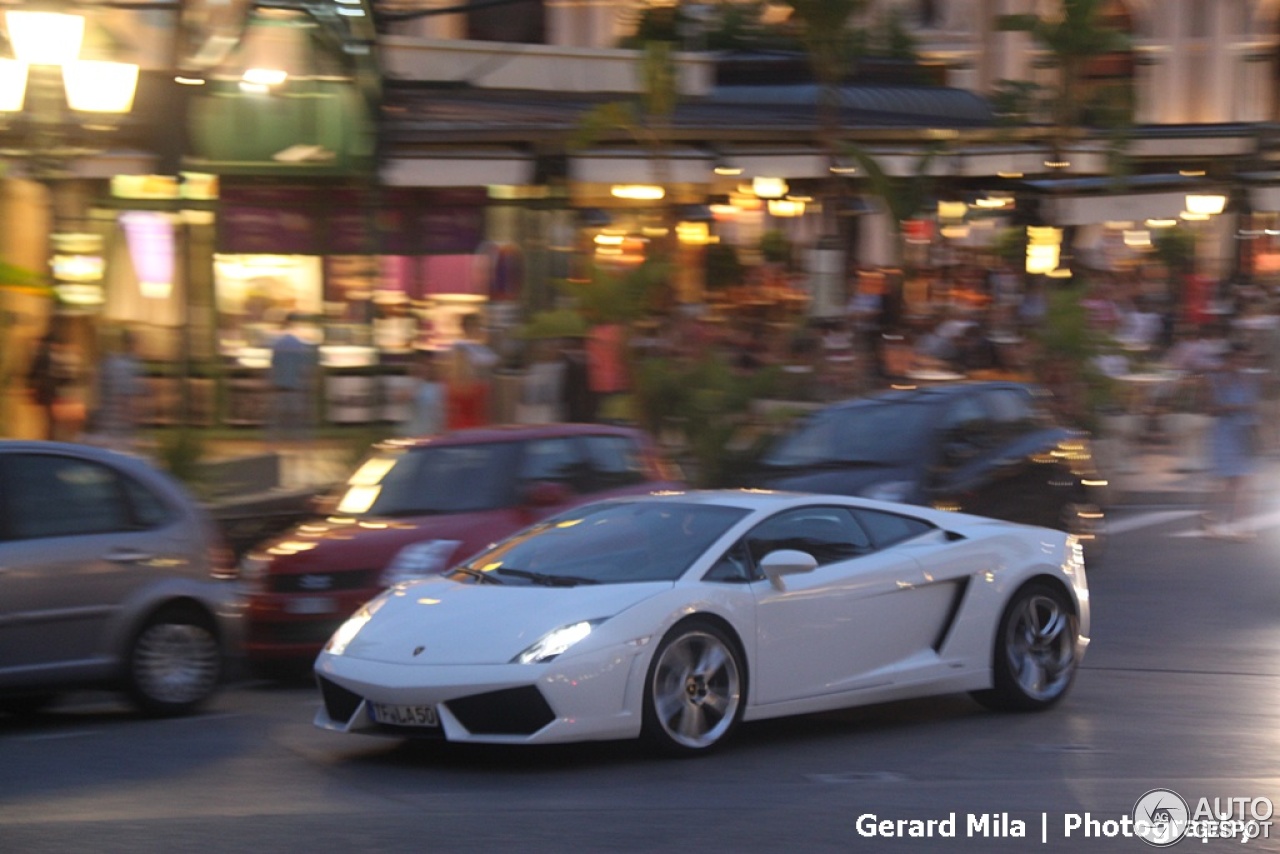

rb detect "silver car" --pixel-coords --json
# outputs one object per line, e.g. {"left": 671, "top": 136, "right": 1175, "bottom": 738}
{"left": 0, "top": 441, "right": 244, "bottom": 716}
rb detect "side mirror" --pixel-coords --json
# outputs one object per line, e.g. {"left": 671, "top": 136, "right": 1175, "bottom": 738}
{"left": 759, "top": 548, "right": 819, "bottom": 591}
{"left": 524, "top": 481, "right": 573, "bottom": 507}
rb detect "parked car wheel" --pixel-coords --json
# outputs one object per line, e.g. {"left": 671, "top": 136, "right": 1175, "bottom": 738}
{"left": 642, "top": 619, "right": 745, "bottom": 756}
{"left": 973, "top": 582, "right": 1079, "bottom": 712}
{"left": 126, "top": 604, "right": 223, "bottom": 717}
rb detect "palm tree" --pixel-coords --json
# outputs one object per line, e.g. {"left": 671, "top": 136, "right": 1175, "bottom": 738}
{"left": 997, "top": 0, "right": 1132, "bottom": 162}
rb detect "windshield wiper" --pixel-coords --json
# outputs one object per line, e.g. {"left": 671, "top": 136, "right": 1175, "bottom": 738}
{"left": 492, "top": 567, "right": 600, "bottom": 587}
{"left": 451, "top": 566, "right": 502, "bottom": 585}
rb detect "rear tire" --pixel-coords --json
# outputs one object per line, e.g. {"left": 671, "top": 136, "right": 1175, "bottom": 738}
{"left": 972, "top": 582, "right": 1079, "bottom": 712}
{"left": 641, "top": 619, "right": 745, "bottom": 756}
{"left": 125, "top": 604, "right": 223, "bottom": 717}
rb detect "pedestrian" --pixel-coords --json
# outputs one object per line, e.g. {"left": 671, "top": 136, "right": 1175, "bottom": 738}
{"left": 92, "top": 326, "right": 144, "bottom": 451}
{"left": 445, "top": 312, "right": 498, "bottom": 429}
{"left": 26, "top": 328, "right": 78, "bottom": 440}
{"left": 395, "top": 349, "right": 446, "bottom": 437}
{"left": 1201, "top": 341, "right": 1262, "bottom": 540}
{"left": 268, "top": 312, "right": 318, "bottom": 448}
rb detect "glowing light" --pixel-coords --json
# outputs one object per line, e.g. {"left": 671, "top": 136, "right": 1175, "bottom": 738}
{"left": 610, "top": 184, "right": 665, "bottom": 200}
{"left": 1185, "top": 194, "right": 1226, "bottom": 216}
{"left": 752, "top": 177, "right": 788, "bottom": 199}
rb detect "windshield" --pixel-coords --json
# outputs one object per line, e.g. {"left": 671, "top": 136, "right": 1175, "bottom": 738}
{"left": 449, "top": 501, "right": 750, "bottom": 586}
{"left": 762, "top": 402, "right": 935, "bottom": 467}
{"left": 333, "top": 443, "right": 521, "bottom": 517}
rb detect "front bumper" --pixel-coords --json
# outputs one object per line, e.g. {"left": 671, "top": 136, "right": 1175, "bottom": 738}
{"left": 313, "top": 642, "right": 649, "bottom": 745}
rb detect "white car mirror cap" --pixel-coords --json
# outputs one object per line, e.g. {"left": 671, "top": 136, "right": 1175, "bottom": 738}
{"left": 760, "top": 549, "right": 818, "bottom": 590}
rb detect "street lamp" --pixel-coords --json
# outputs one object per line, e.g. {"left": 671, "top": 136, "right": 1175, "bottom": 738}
{"left": 0, "top": 8, "right": 140, "bottom": 305}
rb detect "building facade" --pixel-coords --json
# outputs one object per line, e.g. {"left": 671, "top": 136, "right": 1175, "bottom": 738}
{"left": 2, "top": 0, "right": 1280, "bottom": 436}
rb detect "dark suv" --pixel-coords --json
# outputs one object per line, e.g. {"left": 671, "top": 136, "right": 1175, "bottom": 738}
{"left": 742, "top": 382, "right": 1105, "bottom": 547}
{"left": 239, "top": 424, "right": 683, "bottom": 666}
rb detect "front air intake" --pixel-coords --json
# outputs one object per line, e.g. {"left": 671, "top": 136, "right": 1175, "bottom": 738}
{"left": 317, "top": 676, "right": 363, "bottom": 724}
{"left": 446, "top": 686, "right": 555, "bottom": 735}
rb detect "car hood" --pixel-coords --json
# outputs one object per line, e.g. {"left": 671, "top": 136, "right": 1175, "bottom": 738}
{"left": 337, "top": 576, "right": 671, "bottom": 665}
{"left": 256, "top": 511, "right": 525, "bottom": 575}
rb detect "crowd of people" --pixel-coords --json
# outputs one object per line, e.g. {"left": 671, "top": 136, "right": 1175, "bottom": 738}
{"left": 16, "top": 257, "right": 1280, "bottom": 540}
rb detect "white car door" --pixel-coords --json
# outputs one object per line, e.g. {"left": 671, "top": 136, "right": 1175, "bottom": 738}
{"left": 747, "top": 506, "right": 961, "bottom": 706}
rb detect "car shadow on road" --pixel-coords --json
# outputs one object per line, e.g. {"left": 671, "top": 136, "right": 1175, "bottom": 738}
{"left": 320, "top": 693, "right": 991, "bottom": 772}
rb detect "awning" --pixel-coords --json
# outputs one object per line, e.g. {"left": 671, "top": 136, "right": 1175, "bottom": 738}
{"left": 1024, "top": 175, "right": 1233, "bottom": 226}
{"left": 569, "top": 148, "right": 713, "bottom": 184}
{"left": 382, "top": 150, "right": 534, "bottom": 187}
{"left": 1044, "top": 190, "right": 1192, "bottom": 226}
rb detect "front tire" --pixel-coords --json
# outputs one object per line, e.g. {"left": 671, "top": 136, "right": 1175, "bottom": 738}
{"left": 973, "top": 582, "right": 1079, "bottom": 712}
{"left": 641, "top": 620, "right": 745, "bottom": 756}
{"left": 125, "top": 604, "right": 224, "bottom": 717}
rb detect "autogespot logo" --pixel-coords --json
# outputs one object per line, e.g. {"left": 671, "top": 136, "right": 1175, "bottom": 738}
{"left": 1133, "top": 788, "right": 1190, "bottom": 847}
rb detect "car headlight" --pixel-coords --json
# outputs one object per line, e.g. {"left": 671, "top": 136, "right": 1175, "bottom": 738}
{"left": 513, "top": 620, "right": 603, "bottom": 665}
{"left": 380, "top": 539, "right": 462, "bottom": 587}
{"left": 861, "top": 479, "right": 914, "bottom": 503}
{"left": 324, "top": 597, "right": 385, "bottom": 656}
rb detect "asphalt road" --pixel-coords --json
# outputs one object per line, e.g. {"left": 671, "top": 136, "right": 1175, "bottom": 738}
{"left": 4, "top": 505, "right": 1280, "bottom": 853}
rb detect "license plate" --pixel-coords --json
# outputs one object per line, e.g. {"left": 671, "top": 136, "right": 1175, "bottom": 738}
{"left": 371, "top": 703, "right": 439, "bottom": 727}
{"left": 285, "top": 596, "right": 337, "bottom": 615}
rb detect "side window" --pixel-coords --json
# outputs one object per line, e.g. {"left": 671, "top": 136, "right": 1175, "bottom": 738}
{"left": 939, "top": 395, "right": 994, "bottom": 451}
{"left": 704, "top": 540, "right": 754, "bottom": 583}
{"left": 744, "top": 507, "right": 871, "bottom": 567}
{"left": 121, "top": 475, "right": 176, "bottom": 528}
{"left": 583, "top": 434, "right": 647, "bottom": 490}
{"left": 983, "top": 388, "right": 1036, "bottom": 441}
{"left": 2, "top": 454, "right": 132, "bottom": 540}
{"left": 851, "top": 508, "right": 935, "bottom": 549}
{"left": 518, "top": 438, "right": 593, "bottom": 492}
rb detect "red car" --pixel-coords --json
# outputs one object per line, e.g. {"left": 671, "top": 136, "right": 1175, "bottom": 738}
{"left": 238, "top": 424, "right": 683, "bottom": 666}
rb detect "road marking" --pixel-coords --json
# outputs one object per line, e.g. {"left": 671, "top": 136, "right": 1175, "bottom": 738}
{"left": 1107, "top": 510, "right": 1198, "bottom": 535}
{"left": 1171, "top": 506, "right": 1280, "bottom": 537}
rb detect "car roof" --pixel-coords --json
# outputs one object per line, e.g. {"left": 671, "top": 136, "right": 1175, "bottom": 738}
{"left": 0, "top": 440, "right": 142, "bottom": 461}
{"left": 585, "top": 488, "right": 872, "bottom": 513}
{"left": 820, "top": 380, "right": 1043, "bottom": 412}
{"left": 385, "top": 422, "right": 649, "bottom": 450}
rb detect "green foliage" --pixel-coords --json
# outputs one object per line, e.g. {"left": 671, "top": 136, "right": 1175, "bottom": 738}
{"left": 1035, "top": 282, "right": 1095, "bottom": 363}
{"left": 760, "top": 230, "right": 793, "bottom": 266}
{"left": 1154, "top": 227, "right": 1196, "bottom": 276}
{"left": 996, "top": 0, "right": 1132, "bottom": 133}
{"left": 994, "top": 227, "right": 1028, "bottom": 266}
{"left": 704, "top": 243, "right": 745, "bottom": 291}
{"left": 990, "top": 79, "right": 1044, "bottom": 127}
{"left": 633, "top": 354, "right": 782, "bottom": 487}
{"left": 857, "top": 8, "right": 918, "bottom": 61}
{"left": 559, "top": 258, "right": 672, "bottom": 325}
{"left": 787, "top": 0, "right": 869, "bottom": 87}
{"left": 519, "top": 308, "right": 590, "bottom": 340}
{"left": 0, "top": 259, "right": 46, "bottom": 291}
{"left": 155, "top": 429, "right": 209, "bottom": 494}
{"left": 840, "top": 142, "right": 943, "bottom": 235}
{"left": 620, "top": 3, "right": 683, "bottom": 46}
{"left": 1031, "top": 278, "right": 1117, "bottom": 429}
